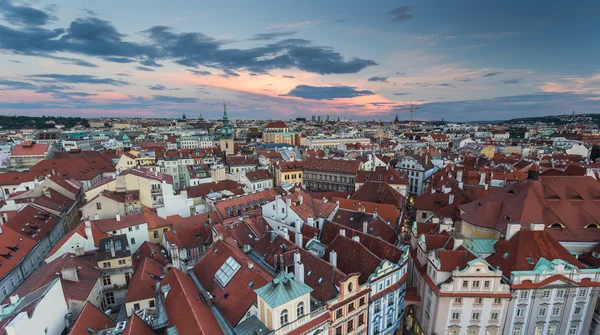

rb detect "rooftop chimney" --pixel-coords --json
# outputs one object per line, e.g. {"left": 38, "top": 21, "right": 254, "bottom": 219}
{"left": 479, "top": 172, "right": 486, "bottom": 185}
{"left": 61, "top": 267, "right": 79, "bottom": 282}
{"left": 307, "top": 217, "right": 314, "bottom": 227}
{"left": 530, "top": 222, "right": 544, "bottom": 231}
{"left": 527, "top": 164, "right": 540, "bottom": 181}
{"left": 298, "top": 195, "right": 303, "bottom": 205}
{"left": 457, "top": 169, "right": 463, "bottom": 181}
{"left": 363, "top": 221, "right": 368, "bottom": 234}
{"left": 294, "top": 259, "right": 304, "bottom": 283}
{"left": 448, "top": 193, "right": 454, "bottom": 205}
{"left": 110, "top": 240, "right": 116, "bottom": 258}
{"left": 286, "top": 198, "right": 292, "bottom": 208}
{"left": 352, "top": 236, "right": 360, "bottom": 243}
{"left": 9, "top": 295, "right": 19, "bottom": 305}
{"left": 505, "top": 222, "right": 521, "bottom": 240}
{"left": 295, "top": 229, "right": 303, "bottom": 248}
{"left": 115, "top": 213, "right": 121, "bottom": 222}
{"left": 339, "top": 229, "right": 346, "bottom": 237}
{"left": 329, "top": 250, "right": 337, "bottom": 267}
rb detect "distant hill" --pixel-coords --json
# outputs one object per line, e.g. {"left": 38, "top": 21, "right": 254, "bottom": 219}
{"left": 506, "top": 113, "right": 600, "bottom": 125}
{"left": 0, "top": 115, "right": 90, "bottom": 130}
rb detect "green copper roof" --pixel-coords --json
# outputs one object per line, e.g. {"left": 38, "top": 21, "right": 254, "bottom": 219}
{"left": 254, "top": 272, "right": 312, "bottom": 309}
{"left": 462, "top": 238, "right": 496, "bottom": 255}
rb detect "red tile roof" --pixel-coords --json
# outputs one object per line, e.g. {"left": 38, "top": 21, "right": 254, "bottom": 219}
{"left": 165, "top": 212, "right": 221, "bottom": 248}
{"left": 3, "top": 253, "right": 101, "bottom": 305}
{"left": 486, "top": 230, "right": 584, "bottom": 278}
{"left": 185, "top": 180, "right": 245, "bottom": 198}
{"left": 93, "top": 206, "right": 170, "bottom": 232}
{"left": 264, "top": 121, "right": 288, "bottom": 128}
{"left": 4, "top": 205, "right": 59, "bottom": 242}
{"left": 122, "top": 313, "right": 155, "bottom": 335}
{"left": 132, "top": 241, "right": 170, "bottom": 269}
{"left": 69, "top": 302, "right": 115, "bottom": 335}
{"left": 226, "top": 155, "right": 258, "bottom": 166}
{"left": 303, "top": 158, "right": 360, "bottom": 174}
{"left": 245, "top": 169, "right": 272, "bottom": 182}
{"left": 0, "top": 226, "right": 37, "bottom": 279}
{"left": 326, "top": 235, "right": 381, "bottom": 284}
{"left": 356, "top": 166, "right": 407, "bottom": 184}
{"left": 333, "top": 197, "right": 400, "bottom": 227}
{"left": 10, "top": 143, "right": 50, "bottom": 156}
{"left": 192, "top": 240, "right": 273, "bottom": 325}
{"left": 161, "top": 268, "right": 224, "bottom": 335}
{"left": 0, "top": 171, "right": 40, "bottom": 185}
{"left": 351, "top": 181, "right": 405, "bottom": 207}
{"left": 125, "top": 258, "right": 164, "bottom": 303}
{"left": 459, "top": 176, "right": 600, "bottom": 242}
{"left": 214, "top": 189, "right": 277, "bottom": 219}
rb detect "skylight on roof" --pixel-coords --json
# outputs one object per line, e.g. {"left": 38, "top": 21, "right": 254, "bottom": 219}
{"left": 215, "top": 256, "right": 241, "bottom": 287}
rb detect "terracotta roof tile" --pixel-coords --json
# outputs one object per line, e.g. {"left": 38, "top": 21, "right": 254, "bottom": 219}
{"left": 69, "top": 302, "right": 115, "bottom": 335}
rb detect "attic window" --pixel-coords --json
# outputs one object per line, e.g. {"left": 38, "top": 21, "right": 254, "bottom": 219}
{"left": 549, "top": 223, "right": 564, "bottom": 229}
{"left": 593, "top": 252, "right": 600, "bottom": 259}
{"left": 507, "top": 190, "right": 515, "bottom": 195}
{"left": 476, "top": 202, "right": 482, "bottom": 207}
{"left": 307, "top": 270, "right": 312, "bottom": 276}
{"left": 503, "top": 252, "right": 509, "bottom": 259}
{"left": 585, "top": 224, "right": 600, "bottom": 229}
{"left": 526, "top": 257, "right": 535, "bottom": 265}
{"left": 317, "top": 278, "right": 323, "bottom": 285}
{"left": 503, "top": 216, "right": 510, "bottom": 221}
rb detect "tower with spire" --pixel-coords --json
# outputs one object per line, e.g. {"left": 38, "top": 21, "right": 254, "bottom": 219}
{"left": 394, "top": 113, "right": 400, "bottom": 123}
{"left": 219, "top": 100, "right": 234, "bottom": 155}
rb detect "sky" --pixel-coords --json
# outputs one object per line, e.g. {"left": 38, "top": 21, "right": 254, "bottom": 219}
{"left": 0, "top": 0, "right": 598, "bottom": 121}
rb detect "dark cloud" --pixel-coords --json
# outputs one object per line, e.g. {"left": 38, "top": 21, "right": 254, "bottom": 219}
{"left": 405, "top": 82, "right": 455, "bottom": 88}
{"left": 140, "top": 58, "right": 162, "bottom": 67}
{"left": 135, "top": 66, "right": 155, "bottom": 72}
{"left": 65, "top": 58, "right": 98, "bottom": 68}
{"left": 148, "top": 84, "right": 166, "bottom": 91}
{"left": 387, "top": 6, "right": 414, "bottom": 22}
{"left": 220, "top": 69, "right": 240, "bottom": 78}
{"left": 115, "top": 73, "right": 130, "bottom": 77}
{"left": 187, "top": 69, "right": 212, "bottom": 76}
{"left": 282, "top": 75, "right": 295, "bottom": 79}
{"left": 0, "top": 0, "right": 56, "bottom": 26}
{"left": 0, "top": 13, "right": 376, "bottom": 75}
{"left": 152, "top": 95, "right": 198, "bottom": 103}
{"left": 369, "top": 102, "right": 396, "bottom": 106}
{"left": 144, "top": 27, "right": 377, "bottom": 74}
{"left": 454, "top": 77, "right": 473, "bottom": 82}
{"left": 394, "top": 92, "right": 411, "bottom": 96}
{"left": 248, "top": 31, "right": 296, "bottom": 41}
{"left": 0, "top": 79, "right": 38, "bottom": 90}
{"left": 9, "top": 59, "right": 20, "bottom": 63}
{"left": 368, "top": 76, "right": 389, "bottom": 82}
{"left": 103, "top": 57, "right": 135, "bottom": 63}
{"left": 483, "top": 71, "right": 503, "bottom": 77}
{"left": 27, "top": 74, "right": 129, "bottom": 86}
{"left": 396, "top": 72, "right": 406, "bottom": 76}
{"left": 500, "top": 78, "right": 523, "bottom": 84}
{"left": 282, "top": 85, "right": 375, "bottom": 100}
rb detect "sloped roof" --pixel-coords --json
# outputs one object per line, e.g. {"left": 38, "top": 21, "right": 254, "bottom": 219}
{"left": 125, "top": 258, "right": 164, "bottom": 303}
{"left": 192, "top": 240, "right": 273, "bottom": 326}
{"left": 303, "top": 158, "right": 360, "bottom": 174}
{"left": 459, "top": 176, "right": 600, "bottom": 242}
{"left": 69, "top": 302, "right": 116, "bottom": 335}
{"left": 161, "top": 268, "right": 224, "bottom": 335}
{"left": 255, "top": 272, "right": 312, "bottom": 308}
{"left": 3, "top": 253, "right": 101, "bottom": 305}
{"left": 486, "top": 230, "right": 584, "bottom": 278}
{"left": 351, "top": 181, "right": 405, "bottom": 207}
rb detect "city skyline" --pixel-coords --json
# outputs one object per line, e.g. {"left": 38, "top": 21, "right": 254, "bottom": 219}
{"left": 0, "top": 0, "right": 598, "bottom": 121}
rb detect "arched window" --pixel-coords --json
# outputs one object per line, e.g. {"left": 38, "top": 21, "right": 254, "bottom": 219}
{"left": 348, "top": 282, "right": 353, "bottom": 292}
{"left": 297, "top": 302, "right": 305, "bottom": 317}
{"left": 280, "top": 309, "right": 288, "bottom": 325}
